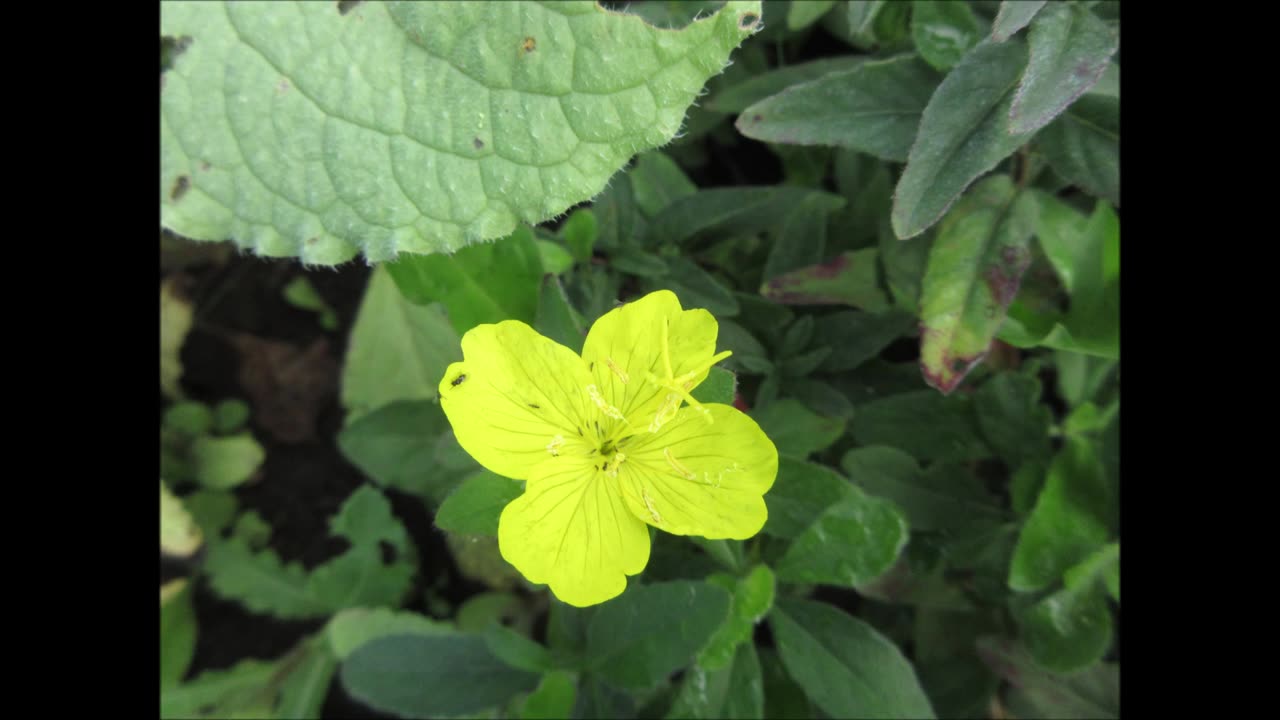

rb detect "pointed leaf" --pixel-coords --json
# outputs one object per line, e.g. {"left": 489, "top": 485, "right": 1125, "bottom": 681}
{"left": 892, "top": 40, "right": 1033, "bottom": 239}
{"left": 1040, "top": 94, "right": 1120, "bottom": 206}
{"left": 918, "top": 175, "right": 1038, "bottom": 394}
{"left": 991, "top": 1, "right": 1046, "bottom": 42}
{"left": 707, "top": 56, "right": 867, "bottom": 113}
{"left": 775, "top": 484, "right": 909, "bottom": 587}
{"left": 761, "top": 248, "right": 890, "bottom": 311}
{"left": 1009, "top": 3, "right": 1119, "bottom": 134}
{"left": 161, "top": 1, "right": 764, "bottom": 264}
{"left": 737, "top": 55, "right": 940, "bottom": 162}
{"left": 911, "top": 1, "right": 983, "bottom": 71}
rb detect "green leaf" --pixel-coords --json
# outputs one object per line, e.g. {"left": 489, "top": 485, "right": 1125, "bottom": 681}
{"left": 698, "top": 566, "right": 776, "bottom": 671}
{"left": 630, "top": 151, "right": 698, "bottom": 217}
{"left": 585, "top": 580, "right": 732, "bottom": 690}
{"left": 771, "top": 597, "right": 936, "bottom": 719}
{"left": 663, "top": 257, "right": 741, "bottom": 316}
{"left": 161, "top": 480, "right": 203, "bottom": 558}
{"left": 913, "top": 610, "right": 1001, "bottom": 718}
{"left": 762, "top": 192, "right": 846, "bottom": 281}
{"left": 911, "top": 1, "right": 983, "bottom": 71}
{"left": 973, "top": 370, "right": 1053, "bottom": 466}
{"left": 435, "top": 470, "right": 525, "bottom": 536}
{"left": 892, "top": 40, "right": 1032, "bottom": 239}
{"left": 337, "top": 399, "right": 476, "bottom": 503}
{"left": 775, "top": 484, "right": 909, "bottom": 587}
{"left": 1017, "top": 541, "right": 1118, "bottom": 672}
{"left": 1040, "top": 94, "right": 1120, "bottom": 206}
{"left": 184, "top": 490, "right": 239, "bottom": 538}
{"left": 326, "top": 607, "right": 454, "bottom": 660}
{"left": 484, "top": 624, "right": 556, "bottom": 672}
{"left": 161, "top": 1, "right": 764, "bottom": 264}
{"left": 1009, "top": 2, "right": 1118, "bottom": 134}
{"left": 1008, "top": 437, "right": 1109, "bottom": 592}
{"left": 738, "top": 56, "right": 938, "bottom": 163}
{"left": 160, "top": 658, "right": 280, "bottom": 719}
{"left": 386, "top": 226, "right": 544, "bottom": 334}
{"left": 760, "top": 647, "right": 818, "bottom": 719}
{"left": 787, "top": 0, "right": 836, "bottom": 29}
{"left": 611, "top": 248, "right": 670, "bottom": 277}
{"left": 647, "top": 186, "right": 844, "bottom": 248}
{"left": 763, "top": 458, "right": 856, "bottom": 539}
{"left": 977, "top": 636, "right": 1118, "bottom": 719}
{"left": 522, "top": 671, "right": 578, "bottom": 719}
{"left": 161, "top": 277, "right": 194, "bottom": 400}
{"left": 535, "top": 274, "right": 587, "bottom": 353}
{"left": 282, "top": 276, "right": 339, "bottom": 330}
{"left": 164, "top": 401, "right": 213, "bottom": 436}
{"left": 341, "top": 633, "right": 541, "bottom": 717}
{"left": 752, "top": 399, "right": 845, "bottom": 459}
{"left": 851, "top": 390, "right": 992, "bottom": 462}
{"left": 561, "top": 208, "right": 599, "bottom": 262}
{"left": 161, "top": 580, "right": 197, "bottom": 689}
{"left": 691, "top": 366, "right": 737, "bottom": 405}
{"left": 708, "top": 56, "right": 866, "bottom": 113}
{"left": 842, "top": 446, "right": 1005, "bottom": 533}
{"left": 991, "top": 1, "right": 1047, "bottom": 41}
{"left": 232, "top": 510, "right": 272, "bottom": 550}
{"left": 815, "top": 309, "right": 915, "bottom": 373}
{"left": 205, "top": 486, "right": 414, "bottom": 618}
{"left": 537, "top": 238, "right": 575, "bottom": 274}
{"left": 276, "top": 639, "right": 338, "bottom": 720}
{"left": 760, "top": 248, "right": 890, "bottom": 311}
{"left": 212, "top": 399, "right": 251, "bottom": 434}
{"left": 192, "top": 433, "right": 265, "bottom": 489}
{"left": 340, "top": 266, "right": 460, "bottom": 420}
{"left": 918, "top": 175, "right": 1038, "bottom": 394}
{"left": 593, "top": 172, "right": 643, "bottom": 251}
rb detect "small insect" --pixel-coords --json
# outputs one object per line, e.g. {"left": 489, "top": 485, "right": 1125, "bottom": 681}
{"left": 451, "top": 373, "right": 467, "bottom": 387}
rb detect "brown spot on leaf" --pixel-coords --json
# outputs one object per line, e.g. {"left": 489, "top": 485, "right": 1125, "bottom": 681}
{"left": 276, "top": 78, "right": 290, "bottom": 94}
{"left": 170, "top": 175, "right": 190, "bottom": 202}
{"left": 473, "top": 137, "right": 485, "bottom": 149}
{"left": 200, "top": 161, "right": 211, "bottom": 172}
{"left": 231, "top": 334, "right": 338, "bottom": 444}
{"left": 751, "top": 114, "right": 763, "bottom": 123}
{"left": 985, "top": 246, "right": 1031, "bottom": 307}
{"left": 337, "top": 0, "right": 363, "bottom": 15}
{"left": 738, "top": 12, "right": 761, "bottom": 31}
{"left": 522, "top": 36, "right": 537, "bottom": 53}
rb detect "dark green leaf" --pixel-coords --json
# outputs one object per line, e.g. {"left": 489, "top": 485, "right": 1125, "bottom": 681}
{"left": 851, "top": 390, "right": 992, "bottom": 462}
{"left": 326, "top": 607, "right": 454, "bottom": 660}
{"left": 842, "top": 446, "right": 1005, "bottom": 533}
{"left": 771, "top": 597, "right": 936, "bottom": 719}
{"left": 974, "top": 370, "right": 1053, "bottom": 466}
{"left": 917, "top": 175, "right": 1039, "bottom": 394}
{"left": 522, "top": 671, "right": 578, "bottom": 720}
{"left": 647, "top": 187, "right": 844, "bottom": 248}
{"left": 787, "top": 0, "right": 836, "bottom": 29}
{"left": 737, "top": 56, "right": 940, "bottom": 162}
{"left": 776, "top": 485, "right": 909, "bottom": 587}
{"left": 762, "top": 192, "right": 845, "bottom": 280}
{"left": 164, "top": 401, "right": 213, "bottom": 436}
{"left": 435, "top": 471, "right": 524, "bottom": 536}
{"left": 212, "top": 399, "right": 251, "bottom": 434}
{"left": 585, "top": 581, "right": 732, "bottom": 690}
{"left": 161, "top": 582, "right": 197, "bottom": 689}
{"left": 341, "top": 634, "right": 540, "bottom": 718}
{"left": 1009, "top": 3, "right": 1118, "bottom": 134}
{"left": 1040, "top": 94, "right": 1120, "bottom": 206}
{"left": 611, "top": 248, "right": 670, "bottom": 278}
{"left": 763, "top": 458, "right": 855, "bottom": 539}
{"left": 753, "top": 398, "right": 846, "bottom": 458}
{"left": 572, "top": 675, "right": 636, "bottom": 720}
{"left": 337, "top": 400, "right": 475, "bottom": 504}
{"left": 385, "top": 226, "right": 543, "bottom": 334}
{"left": 160, "top": 658, "right": 279, "bottom": 719}
{"left": 691, "top": 366, "right": 737, "bottom": 405}
{"left": 991, "top": 1, "right": 1046, "bottom": 41}
{"left": 276, "top": 640, "right": 338, "bottom": 720}
{"left": 535, "top": 275, "right": 587, "bottom": 353}
{"left": 1008, "top": 437, "right": 1109, "bottom": 591}
{"left": 708, "top": 57, "right": 867, "bottom": 113}
{"left": 892, "top": 40, "right": 1032, "bottom": 239}
{"left": 630, "top": 151, "right": 697, "bottom": 217}
{"left": 816, "top": 309, "right": 916, "bottom": 372}
{"left": 761, "top": 249, "right": 890, "bottom": 311}
{"left": 561, "top": 208, "right": 598, "bottom": 262}
{"left": 911, "top": 1, "right": 983, "bottom": 70}
{"left": 662, "top": 257, "right": 740, "bottom": 316}
{"left": 593, "top": 172, "right": 643, "bottom": 251}
{"left": 760, "top": 648, "right": 818, "bottom": 719}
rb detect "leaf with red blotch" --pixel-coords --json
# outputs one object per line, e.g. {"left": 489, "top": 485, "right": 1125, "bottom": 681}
{"left": 759, "top": 248, "right": 890, "bottom": 311}
{"left": 918, "top": 176, "right": 1038, "bottom": 395}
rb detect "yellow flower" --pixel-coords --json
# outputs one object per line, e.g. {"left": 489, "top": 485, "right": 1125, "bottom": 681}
{"left": 437, "top": 290, "right": 778, "bottom": 607}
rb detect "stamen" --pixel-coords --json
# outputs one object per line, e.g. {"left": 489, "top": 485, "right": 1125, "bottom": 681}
{"left": 605, "top": 357, "right": 629, "bottom": 385}
{"left": 587, "top": 384, "right": 626, "bottom": 421}
{"left": 664, "top": 447, "right": 696, "bottom": 480}
{"left": 643, "top": 489, "right": 662, "bottom": 523}
{"left": 649, "top": 393, "right": 681, "bottom": 432}
{"left": 545, "top": 434, "right": 564, "bottom": 456}
{"left": 606, "top": 452, "right": 626, "bottom": 478}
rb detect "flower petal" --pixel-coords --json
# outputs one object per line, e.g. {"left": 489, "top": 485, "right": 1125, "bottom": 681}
{"left": 498, "top": 456, "right": 651, "bottom": 607}
{"left": 581, "top": 290, "right": 718, "bottom": 433}
{"left": 617, "top": 403, "right": 778, "bottom": 539}
{"left": 439, "top": 321, "right": 595, "bottom": 480}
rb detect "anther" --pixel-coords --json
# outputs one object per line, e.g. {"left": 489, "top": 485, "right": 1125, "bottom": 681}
{"left": 643, "top": 489, "right": 662, "bottom": 523}
{"left": 605, "top": 357, "right": 629, "bottom": 385}
{"left": 546, "top": 434, "right": 564, "bottom": 456}
{"left": 587, "top": 384, "right": 626, "bottom": 421}
{"left": 607, "top": 452, "right": 626, "bottom": 478}
{"left": 664, "top": 447, "right": 696, "bottom": 480}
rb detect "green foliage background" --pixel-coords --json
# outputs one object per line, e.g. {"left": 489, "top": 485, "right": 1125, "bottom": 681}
{"left": 161, "top": 1, "right": 1120, "bottom": 718}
